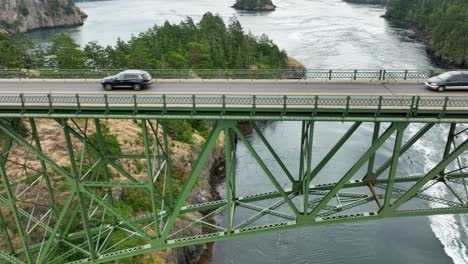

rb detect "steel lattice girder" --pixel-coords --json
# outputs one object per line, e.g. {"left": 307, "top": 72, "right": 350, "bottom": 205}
{"left": 0, "top": 94, "right": 467, "bottom": 123}
{"left": 0, "top": 118, "right": 466, "bottom": 264}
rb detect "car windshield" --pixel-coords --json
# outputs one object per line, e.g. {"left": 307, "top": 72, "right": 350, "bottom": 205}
{"left": 437, "top": 72, "right": 456, "bottom": 80}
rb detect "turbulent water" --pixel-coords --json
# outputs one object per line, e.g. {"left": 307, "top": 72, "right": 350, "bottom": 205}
{"left": 29, "top": 0, "right": 466, "bottom": 263}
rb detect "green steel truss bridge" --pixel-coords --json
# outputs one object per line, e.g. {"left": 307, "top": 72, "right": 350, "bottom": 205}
{"left": 0, "top": 78, "right": 467, "bottom": 263}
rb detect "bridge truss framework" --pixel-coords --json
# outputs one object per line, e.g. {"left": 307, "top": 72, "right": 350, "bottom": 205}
{"left": 0, "top": 94, "right": 467, "bottom": 263}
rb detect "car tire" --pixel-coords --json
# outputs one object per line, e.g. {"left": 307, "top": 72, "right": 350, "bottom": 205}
{"left": 437, "top": 86, "right": 445, "bottom": 92}
{"left": 104, "top": 84, "right": 113, "bottom": 91}
{"left": 133, "top": 84, "right": 142, "bottom": 91}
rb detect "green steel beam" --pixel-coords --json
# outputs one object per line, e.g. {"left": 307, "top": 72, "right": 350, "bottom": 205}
{"left": 234, "top": 126, "right": 300, "bottom": 216}
{"left": 37, "top": 191, "right": 76, "bottom": 263}
{"left": 141, "top": 119, "right": 161, "bottom": 237}
{"left": 0, "top": 113, "right": 467, "bottom": 123}
{"left": 391, "top": 138, "right": 468, "bottom": 210}
{"left": 0, "top": 249, "right": 25, "bottom": 264}
{"left": 29, "top": 119, "right": 60, "bottom": 226}
{"left": 366, "top": 122, "right": 380, "bottom": 178}
{"left": 161, "top": 121, "right": 224, "bottom": 239}
{"left": 0, "top": 115, "right": 466, "bottom": 264}
{"left": 309, "top": 123, "right": 402, "bottom": 218}
{"left": 303, "top": 121, "right": 314, "bottom": 214}
{"left": 380, "top": 123, "right": 407, "bottom": 215}
{"left": 61, "top": 119, "right": 96, "bottom": 261}
{"left": 253, "top": 123, "right": 295, "bottom": 184}
{"left": 441, "top": 123, "right": 457, "bottom": 176}
{"left": 0, "top": 210, "right": 14, "bottom": 255}
{"left": 366, "top": 123, "right": 435, "bottom": 181}
{"left": 0, "top": 139, "right": 33, "bottom": 264}
{"left": 225, "top": 127, "right": 234, "bottom": 233}
{"left": 305, "top": 121, "right": 362, "bottom": 215}
{"left": 94, "top": 119, "right": 118, "bottom": 224}
{"left": 298, "top": 121, "right": 306, "bottom": 185}
{"left": 161, "top": 120, "right": 173, "bottom": 208}
{"left": 64, "top": 203, "right": 468, "bottom": 264}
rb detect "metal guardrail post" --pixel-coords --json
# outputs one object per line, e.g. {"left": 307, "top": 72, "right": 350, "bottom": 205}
{"left": 75, "top": 94, "right": 81, "bottom": 114}
{"left": 222, "top": 95, "right": 226, "bottom": 115}
{"left": 378, "top": 70, "right": 383, "bottom": 81}
{"left": 104, "top": 94, "right": 109, "bottom": 115}
{"left": 376, "top": 96, "right": 383, "bottom": 117}
{"left": 314, "top": 96, "right": 319, "bottom": 115}
{"left": 162, "top": 95, "right": 167, "bottom": 115}
{"left": 440, "top": 97, "right": 449, "bottom": 118}
{"left": 409, "top": 96, "right": 416, "bottom": 117}
{"left": 382, "top": 70, "right": 386, "bottom": 81}
{"left": 414, "top": 96, "right": 420, "bottom": 116}
{"left": 192, "top": 95, "right": 196, "bottom": 115}
{"left": 353, "top": 70, "right": 357, "bottom": 80}
{"left": 252, "top": 95, "right": 256, "bottom": 116}
{"left": 329, "top": 70, "right": 332, "bottom": 80}
{"left": 344, "top": 96, "right": 350, "bottom": 117}
{"left": 404, "top": 70, "right": 408, "bottom": 80}
{"left": 19, "top": 93, "right": 25, "bottom": 113}
{"left": 47, "top": 93, "right": 53, "bottom": 114}
{"left": 282, "top": 96, "right": 287, "bottom": 116}
{"left": 133, "top": 94, "right": 138, "bottom": 115}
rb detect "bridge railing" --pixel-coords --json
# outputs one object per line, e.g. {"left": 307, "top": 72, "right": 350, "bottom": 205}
{"left": 0, "top": 69, "right": 449, "bottom": 80}
{"left": 1, "top": 94, "right": 467, "bottom": 115}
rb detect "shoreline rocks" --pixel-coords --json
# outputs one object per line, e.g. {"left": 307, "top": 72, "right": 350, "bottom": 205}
{"left": 383, "top": 15, "right": 467, "bottom": 69}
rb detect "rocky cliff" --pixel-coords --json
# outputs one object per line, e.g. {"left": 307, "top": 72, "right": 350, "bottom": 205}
{"left": 0, "top": 0, "right": 87, "bottom": 33}
{"left": 232, "top": 0, "right": 276, "bottom": 11}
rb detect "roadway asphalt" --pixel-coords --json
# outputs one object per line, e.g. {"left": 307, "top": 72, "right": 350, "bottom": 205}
{"left": 0, "top": 80, "right": 467, "bottom": 96}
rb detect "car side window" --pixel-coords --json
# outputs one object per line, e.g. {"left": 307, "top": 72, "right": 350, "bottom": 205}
{"left": 126, "top": 74, "right": 140, "bottom": 79}
{"left": 117, "top": 74, "right": 126, "bottom": 80}
{"left": 447, "top": 75, "right": 458, "bottom": 82}
{"left": 462, "top": 75, "right": 468, "bottom": 82}
{"left": 452, "top": 75, "right": 463, "bottom": 82}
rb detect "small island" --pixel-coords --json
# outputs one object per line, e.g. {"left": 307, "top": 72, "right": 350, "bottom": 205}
{"left": 232, "top": 0, "right": 277, "bottom": 11}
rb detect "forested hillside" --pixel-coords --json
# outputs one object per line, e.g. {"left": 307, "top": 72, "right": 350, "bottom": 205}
{"left": 385, "top": 0, "right": 467, "bottom": 68}
{"left": 0, "top": 12, "right": 288, "bottom": 69}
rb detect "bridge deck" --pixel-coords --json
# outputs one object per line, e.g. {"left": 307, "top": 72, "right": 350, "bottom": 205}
{"left": 0, "top": 81, "right": 467, "bottom": 122}
{"left": 1, "top": 80, "right": 468, "bottom": 96}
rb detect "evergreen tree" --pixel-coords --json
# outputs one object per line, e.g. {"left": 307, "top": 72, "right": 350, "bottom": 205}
{"left": 386, "top": 0, "right": 468, "bottom": 67}
{"left": 0, "top": 33, "right": 27, "bottom": 68}
{"left": 48, "top": 34, "right": 86, "bottom": 69}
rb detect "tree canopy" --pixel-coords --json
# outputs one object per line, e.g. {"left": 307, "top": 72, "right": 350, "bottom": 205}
{"left": 0, "top": 13, "right": 288, "bottom": 70}
{"left": 386, "top": 0, "right": 468, "bottom": 67}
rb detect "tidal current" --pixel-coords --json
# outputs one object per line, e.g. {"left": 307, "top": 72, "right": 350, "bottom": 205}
{"left": 29, "top": 0, "right": 467, "bottom": 263}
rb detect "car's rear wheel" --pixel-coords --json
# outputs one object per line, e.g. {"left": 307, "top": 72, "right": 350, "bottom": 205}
{"left": 104, "top": 84, "right": 113, "bottom": 91}
{"left": 133, "top": 84, "right": 142, "bottom": 91}
{"left": 437, "top": 86, "right": 445, "bottom": 92}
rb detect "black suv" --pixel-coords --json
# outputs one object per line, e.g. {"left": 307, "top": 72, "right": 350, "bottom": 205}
{"left": 101, "top": 70, "right": 152, "bottom": 91}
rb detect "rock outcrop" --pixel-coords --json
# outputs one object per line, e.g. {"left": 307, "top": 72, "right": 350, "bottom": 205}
{"left": 0, "top": 0, "right": 87, "bottom": 33}
{"left": 232, "top": 0, "right": 276, "bottom": 11}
